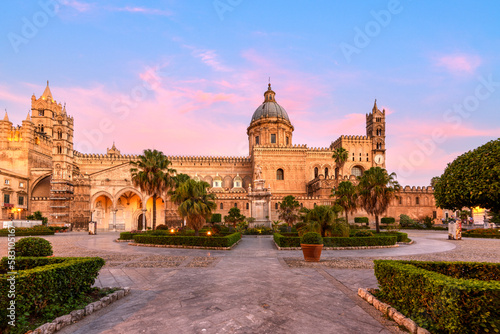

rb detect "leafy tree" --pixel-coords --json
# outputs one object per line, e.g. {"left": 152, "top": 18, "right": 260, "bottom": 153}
{"left": 434, "top": 138, "right": 500, "bottom": 212}
{"left": 224, "top": 207, "right": 246, "bottom": 227}
{"left": 459, "top": 210, "right": 471, "bottom": 223}
{"left": 277, "top": 195, "right": 300, "bottom": 231}
{"left": 332, "top": 147, "right": 349, "bottom": 178}
{"left": 172, "top": 173, "right": 191, "bottom": 188}
{"left": 170, "top": 179, "right": 216, "bottom": 236}
{"left": 357, "top": 167, "right": 401, "bottom": 233}
{"left": 430, "top": 176, "right": 440, "bottom": 188}
{"left": 131, "top": 149, "right": 176, "bottom": 230}
{"left": 27, "top": 211, "right": 48, "bottom": 225}
{"left": 331, "top": 181, "right": 358, "bottom": 224}
{"left": 487, "top": 210, "right": 500, "bottom": 225}
{"left": 303, "top": 204, "right": 344, "bottom": 237}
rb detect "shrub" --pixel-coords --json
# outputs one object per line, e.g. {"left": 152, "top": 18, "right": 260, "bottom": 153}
{"left": 245, "top": 225, "right": 273, "bottom": 235}
{"left": 155, "top": 224, "right": 169, "bottom": 230}
{"left": 399, "top": 214, "right": 415, "bottom": 227}
{"left": 0, "top": 225, "right": 54, "bottom": 236}
{"left": 15, "top": 237, "right": 53, "bottom": 257}
{"left": 210, "top": 213, "right": 222, "bottom": 223}
{"left": 119, "top": 231, "right": 145, "bottom": 240}
{"left": 354, "top": 217, "right": 369, "bottom": 225}
{"left": 323, "top": 236, "right": 396, "bottom": 247}
{"left": 349, "top": 224, "right": 369, "bottom": 230}
{"left": 462, "top": 228, "right": 500, "bottom": 239}
{"left": 355, "top": 230, "right": 373, "bottom": 237}
{"left": 26, "top": 211, "right": 49, "bottom": 225}
{"left": 380, "top": 217, "right": 395, "bottom": 225}
{"left": 422, "top": 216, "right": 434, "bottom": 229}
{"left": 374, "top": 260, "right": 500, "bottom": 333}
{"left": 374, "top": 231, "right": 410, "bottom": 242}
{"left": 330, "top": 222, "right": 350, "bottom": 237}
{"left": 133, "top": 232, "right": 241, "bottom": 248}
{"left": 274, "top": 233, "right": 301, "bottom": 247}
{"left": 0, "top": 257, "right": 105, "bottom": 330}
{"left": 300, "top": 232, "right": 323, "bottom": 245}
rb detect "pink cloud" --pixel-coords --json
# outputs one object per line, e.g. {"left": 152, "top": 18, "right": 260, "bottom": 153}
{"left": 434, "top": 54, "right": 482, "bottom": 75}
{"left": 109, "top": 6, "right": 173, "bottom": 17}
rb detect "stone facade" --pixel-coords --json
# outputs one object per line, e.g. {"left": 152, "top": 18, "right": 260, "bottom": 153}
{"left": 0, "top": 82, "right": 443, "bottom": 230}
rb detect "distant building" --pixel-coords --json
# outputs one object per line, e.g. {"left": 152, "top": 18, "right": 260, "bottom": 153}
{"left": 0, "top": 82, "right": 441, "bottom": 230}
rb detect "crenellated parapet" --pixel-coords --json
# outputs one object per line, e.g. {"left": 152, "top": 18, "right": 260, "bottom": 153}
{"left": 331, "top": 134, "right": 371, "bottom": 149}
{"left": 401, "top": 185, "right": 434, "bottom": 193}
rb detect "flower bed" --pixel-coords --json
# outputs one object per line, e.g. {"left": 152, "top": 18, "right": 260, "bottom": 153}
{"left": 374, "top": 260, "right": 500, "bottom": 333}
{"left": 462, "top": 228, "right": 500, "bottom": 239}
{"left": 0, "top": 257, "right": 105, "bottom": 331}
{"left": 132, "top": 232, "right": 241, "bottom": 248}
{"left": 273, "top": 233, "right": 397, "bottom": 248}
{"left": 0, "top": 225, "right": 54, "bottom": 237}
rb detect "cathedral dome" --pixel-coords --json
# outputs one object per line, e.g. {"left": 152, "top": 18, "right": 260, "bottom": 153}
{"left": 250, "top": 84, "right": 290, "bottom": 123}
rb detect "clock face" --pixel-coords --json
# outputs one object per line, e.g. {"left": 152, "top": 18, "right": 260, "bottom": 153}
{"left": 375, "top": 154, "right": 385, "bottom": 165}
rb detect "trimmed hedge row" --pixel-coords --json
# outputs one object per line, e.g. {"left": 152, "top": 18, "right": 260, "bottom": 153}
{"left": 462, "top": 228, "right": 500, "bottom": 239}
{"left": 374, "top": 260, "right": 500, "bottom": 334}
{"left": 119, "top": 232, "right": 145, "bottom": 240}
{"left": 374, "top": 231, "right": 410, "bottom": 243}
{"left": 273, "top": 233, "right": 397, "bottom": 248}
{"left": 133, "top": 232, "right": 241, "bottom": 248}
{"left": 0, "top": 225, "right": 55, "bottom": 236}
{"left": 0, "top": 257, "right": 105, "bottom": 329}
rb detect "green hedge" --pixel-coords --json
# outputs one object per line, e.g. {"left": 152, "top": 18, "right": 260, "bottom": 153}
{"left": 0, "top": 225, "right": 55, "bottom": 237}
{"left": 210, "top": 213, "right": 222, "bottom": 223}
{"left": 462, "top": 228, "right": 500, "bottom": 239}
{"left": 373, "top": 231, "right": 410, "bottom": 242}
{"left": 354, "top": 217, "right": 369, "bottom": 225}
{"left": 374, "top": 260, "right": 500, "bottom": 334}
{"left": 119, "top": 231, "right": 146, "bottom": 240}
{"left": 380, "top": 217, "right": 395, "bottom": 225}
{"left": 133, "top": 232, "right": 241, "bottom": 248}
{"left": 273, "top": 233, "right": 397, "bottom": 248}
{"left": 0, "top": 257, "right": 105, "bottom": 330}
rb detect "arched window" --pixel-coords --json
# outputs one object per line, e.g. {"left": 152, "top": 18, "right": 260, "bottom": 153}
{"left": 271, "top": 134, "right": 276, "bottom": 143}
{"left": 57, "top": 145, "right": 62, "bottom": 154}
{"left": 275, "top": 203, "right": 278, "bottom": 210}
{"left": 399, "top": 198, "right": 402, "bottom": 205}
{"left": 220, "top": 203, "right": 223, "bottom": 210}
{"left": 58, "top": 130, "right": 62, "bottom": 139}
{"left": 325, "top": 168, "right": 329, "bottom": 178}
{"left": 351, "top": 166, "right": 363, "bottom": 177}
{"left": 234, "top": 203, "right": 237, "bottom": 208}
{"left": 314, "top": 167, "right": 319, "bottom": 178}
{"left": 300, "top": 203, "right": 303, "bottom": 208}
{"left": 277, "top": 168, "right": 284, "bottom": 180}
{"left": 286, "top": 136, "right": 289, "bottom": 145}
{"left": 246, "top": 203, "right": 249, "bottom": 210}
{"left": 255, "top": 136, "right": 259, "bottom": 145}
{"left": 416, "top": 197, "right": 420, "bottom": 205}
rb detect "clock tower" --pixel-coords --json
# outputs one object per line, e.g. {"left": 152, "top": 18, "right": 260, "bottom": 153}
{"left": 366, "top": 100, "right": 386, "bottom": 167}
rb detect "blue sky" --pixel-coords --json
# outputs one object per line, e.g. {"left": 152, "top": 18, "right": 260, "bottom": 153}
{"left": 1, "top": 0, "right": 499, "bottom": 186}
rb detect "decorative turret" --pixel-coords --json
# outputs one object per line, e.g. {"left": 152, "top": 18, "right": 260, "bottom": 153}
{"left": 366, "top": 99, "right": 386, "bottom": 167}
{"left": 247, "top": 82, "right": 294, "bottom": 154}
{"left": 3, "top": 111, "right": 9, "bottom": 122}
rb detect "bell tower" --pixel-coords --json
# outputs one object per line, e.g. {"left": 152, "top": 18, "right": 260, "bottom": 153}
{"left": 366, "top": 100, "right": 386, "bottom": 167}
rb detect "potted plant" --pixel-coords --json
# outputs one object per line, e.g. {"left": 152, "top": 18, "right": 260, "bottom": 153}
{"left": 300, "top": 232, "right": 323, "bottom": 262}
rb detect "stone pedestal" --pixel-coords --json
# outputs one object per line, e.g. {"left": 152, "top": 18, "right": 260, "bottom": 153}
{"left": 248, "top": 179, "right": 271, "bottom": 228}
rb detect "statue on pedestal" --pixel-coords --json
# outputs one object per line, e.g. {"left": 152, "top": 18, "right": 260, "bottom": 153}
{"left": 255, "top": 164, "right": 263, "bottom": 180}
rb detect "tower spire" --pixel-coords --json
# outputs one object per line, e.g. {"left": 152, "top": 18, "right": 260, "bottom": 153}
{"left": 42, "top": 80, "right": 53, "bottom": 98}
{"left": 372, "top": 99, "right": 378, "bottom": 112}
{"left": 3, "top": 110, "right": 9, "bottom": 122}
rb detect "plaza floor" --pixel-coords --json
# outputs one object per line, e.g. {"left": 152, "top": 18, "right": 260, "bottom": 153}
{"left": 2, "top": 231, "right": 499, "bottom": 334}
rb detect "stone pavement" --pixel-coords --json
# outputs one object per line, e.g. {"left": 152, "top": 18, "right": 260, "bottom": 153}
{"left": 0, "top": 231, "right": 472, "bottom": 334}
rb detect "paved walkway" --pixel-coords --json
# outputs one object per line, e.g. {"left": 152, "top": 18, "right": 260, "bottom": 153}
{"left": 52, "top": 232, "right": 457, "bottom": 334}
{"left": 0, "top": 231, "right": 468, "bottom": 333}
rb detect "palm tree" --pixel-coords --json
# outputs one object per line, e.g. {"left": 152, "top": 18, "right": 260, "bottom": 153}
{"left": 278, "top": 195, "right": 301, "bottom": 231}
{"left": 331, "top": 181, "right": 358, "bottom": 225}
{"left": 304, "top": 205, "right": 343, "bottom": 237}
{"left": 332, "top": 147, "right": 349, "bottom": 179}
{"left": 170, "top": 179, "right": 216, "bottom": 236}
{"left": 172, "top": 173, "right": 191, "bottom": 188}
{"left": 357, "top": 167, "right": 401, "bottom": 233}
{"left": 130, "top": 149, "right": 176, "bottom": 230}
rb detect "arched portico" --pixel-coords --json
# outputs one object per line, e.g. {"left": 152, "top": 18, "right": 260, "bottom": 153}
{"left": 114, "top": 188, "right": 144, "bottom": 231}
{"left": 91, "top": 191, "right": 114, "bottom": 231}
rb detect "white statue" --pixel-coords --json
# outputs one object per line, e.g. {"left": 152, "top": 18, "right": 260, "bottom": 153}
{"left": 255, "top": 164, "right": 263, "bottom": 180}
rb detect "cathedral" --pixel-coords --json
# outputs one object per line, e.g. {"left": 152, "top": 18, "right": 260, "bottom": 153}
{"left": 0, "top": 82, "right": 441, "bottom": 230}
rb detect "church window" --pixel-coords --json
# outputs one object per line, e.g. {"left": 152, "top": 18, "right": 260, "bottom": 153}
{"left": 214, "top": 179, "right": 222, "bottom": 188}
{"left": 399, "top": 198, "right": 402, "bottom": 205}
{"left": 286, "top": 136, "right": 289, "bottom": 145}
{"left": 300, "top": 203, "right": 303, "bottom": 208}
{"left": 234, "top": 203, "right": 237, "bottom": 208}
{"left": 314, "top": 203, "right": 317, "bottom": 207}
{"left": 275, "top": 203, "right": 278, "bottom": 210}
{"left": 255, "top": 136, "right": 259, "bottom": 145}
{"left": 18, "top": 195, "right": 24, "bottom": 206}
{"left": 416, "top": 197, "right": 420, "bottom": 205}
{"left": 277, "top": 168, "right": 284, "bottom": 180}
{"left": 271, "top": 134, "right": 276, "bottom": 144}
{"left": 4, "top": 194, "right": 10, "bottom": 204}
{"left": 314, "top": 167, "right": 319, "bottom": 178}
{"left": 58, "top": 130, "right": 62, "bottom": 139}
{"left": 220, "top": 203, "right": 223, "bottom": 210}
{"left": 38, "top": 124, "right": 44, "bottom": 133}
{"left": 351, "top": 166, "right": 363, "bottom": 177}
{"left": 57, "top": 145, "right": 62, "bottom": 154}
{"left": 5, "top": 179, "right": 10, "bottom": 185}
{"left": 433, "top": 211, "right": 437, "bottom": 219}
{"left": 19, "top": 182, "right": 24, "bottom": 188}
{"left": 325, "top": 168, "right": 329, "bottom": 178}
{"left": 38, "top": 110, "right": 44, "bottom": 116}
{"left": 246, "top": 203, "right": 249, "bottom": 210}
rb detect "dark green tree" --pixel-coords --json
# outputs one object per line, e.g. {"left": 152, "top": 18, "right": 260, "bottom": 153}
{"left": 26, "top": 211, "right": 48, "bottom": 225}
{"left": 434, "top": 138, "right": 500, "bottom": 212}
{"left": 357, "top": 167, "right": 401, "bottom": 233}
{"left": 131, "top": 149, "right": 176, "bottom": 230}
{"left": 224, "top": 207, "right": 246, "bottom": 227}
{"left": 277, "top": 195, "right": 300, "bottom": 231}
{"left": 303, "top": 205, "right": 344, "bottom": 237}
{"left": 332, "top": 147, "right": 349, "bottom": 178}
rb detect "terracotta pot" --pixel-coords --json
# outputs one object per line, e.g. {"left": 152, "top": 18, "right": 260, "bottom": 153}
{"left": 301, "top": 244, "right": 323, "bottom": 262}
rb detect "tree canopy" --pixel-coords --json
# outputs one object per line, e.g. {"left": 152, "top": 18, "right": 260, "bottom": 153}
{"left": 224, "top": 207, "right": 246, "bottom": 227}
{"left": 331, "top": 181, "right": 358, "bottom": 224}
{"left": 278, "top": 195, "right": 300, "bottom": 228}
{"left": 433, "top": 138, "right": 500, "bottom": 212}
{"left": 332, "top": 147, "right": 349, "bottom": 177}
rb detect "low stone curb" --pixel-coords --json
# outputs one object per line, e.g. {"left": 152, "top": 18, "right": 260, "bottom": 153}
{"left": 273, "top": 241, "right": 399, "bottom": 251}
{"left": 30, "top": 287, "right": 131, "bottom": 334}
{"left": 357, "top": 288, "right": 431, "bottom": 334}
{"left": 128, "top": 238, "right": 241, "bottom": 250}
{"left": 242, "top": 235, "right": 273, "bottom": 238}
{"left": 397, "top": 240, "right": 414, "bottom": 245}
{"left": 115, "top": 239, "right": 132, "bottom": 242}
